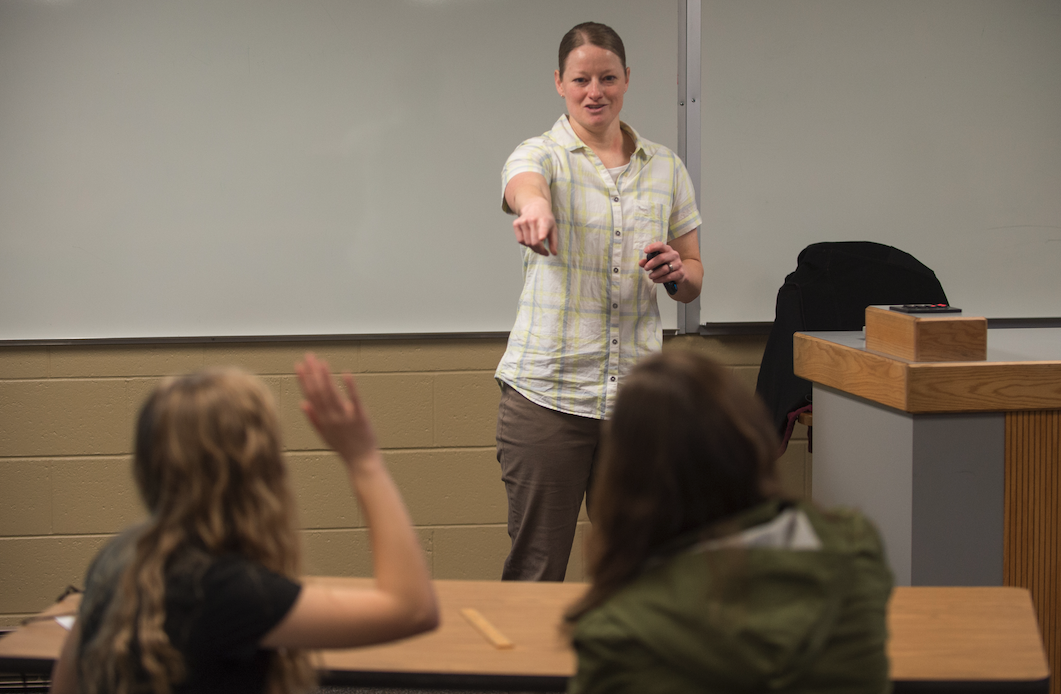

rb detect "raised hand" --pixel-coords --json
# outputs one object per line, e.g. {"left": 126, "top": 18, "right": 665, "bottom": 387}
{"left": 295, "top": 353, "right": 378, "bottom": 467}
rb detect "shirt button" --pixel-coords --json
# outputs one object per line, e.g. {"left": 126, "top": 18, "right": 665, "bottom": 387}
{"left": 610, "top": 376, "right": 617, "bottom": 382}
{"left": 612, "top": 303, "right": 618, "bottom": 309}
{"left": 613, "top": 196, "right": 619, "bottom": 202}
{"left": 612, "top": 339, "right": 618, "bottom": 345}
{"left": 615, "top": 230, "right": 621, "bottom": 236}
{"left": 613, "top": 267, "right": 618, "bottom": 273}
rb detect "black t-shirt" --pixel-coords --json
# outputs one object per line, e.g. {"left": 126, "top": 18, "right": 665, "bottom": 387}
{"left": 79, "top": 527, "right": 302, "bottom": 694}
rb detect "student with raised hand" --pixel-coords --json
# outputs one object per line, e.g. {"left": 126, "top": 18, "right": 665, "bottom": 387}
{"left": 50, "top": 354, "right": 437, "bottom": 694}
{"left": 564, "top": 351, "right": 892, "bottom": 694}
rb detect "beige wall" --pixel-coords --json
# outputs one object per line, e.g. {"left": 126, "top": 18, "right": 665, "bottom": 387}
{"left": 0, "top": 334, "right": 809, "bottom": 627}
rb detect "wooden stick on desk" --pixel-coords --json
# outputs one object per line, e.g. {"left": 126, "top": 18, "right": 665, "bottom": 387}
{"left": 460, "top": 608, "right": 514, "bottom": 650}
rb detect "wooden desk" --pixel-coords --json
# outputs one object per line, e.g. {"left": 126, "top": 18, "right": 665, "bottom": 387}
{"left": 312, "top": 577, "right": 577, "bottom": 689}
{"left": 795, "top": 327, "right": 1061, "bottom": 694}
{"left": 889, "top": 587, "right": 1048, "bottom": 689}
{"left": 0, "top": 580, "right": 1049, "bottom": 692}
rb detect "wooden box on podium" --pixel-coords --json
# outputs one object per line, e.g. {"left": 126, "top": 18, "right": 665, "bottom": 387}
{"left": 864, "top": 306, "right": 986, "bottom": 362}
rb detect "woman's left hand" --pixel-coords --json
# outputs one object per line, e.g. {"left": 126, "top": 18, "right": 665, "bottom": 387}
{"left": 638, "top": 231, "right": 703, "bottom": 304}
{"left": 639, "top": 241, "right": 685, "bottom": 286}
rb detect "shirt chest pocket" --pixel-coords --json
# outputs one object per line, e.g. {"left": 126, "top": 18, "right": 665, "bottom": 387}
{"left": 630, "top": 201, "right": 668, "bottom": 247}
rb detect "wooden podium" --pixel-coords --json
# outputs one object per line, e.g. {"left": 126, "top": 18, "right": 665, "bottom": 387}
{"left": 795, "top": 308, "right": 1060, "bottom": 693}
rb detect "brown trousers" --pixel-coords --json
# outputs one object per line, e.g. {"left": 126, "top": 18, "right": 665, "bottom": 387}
{"left": 495, "top": 384, "right": 602, "bottom": 581}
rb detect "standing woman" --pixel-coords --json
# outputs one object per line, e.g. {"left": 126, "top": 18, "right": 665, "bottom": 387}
{"left": 496, "top": 21, "right": 703, "bottom": 581}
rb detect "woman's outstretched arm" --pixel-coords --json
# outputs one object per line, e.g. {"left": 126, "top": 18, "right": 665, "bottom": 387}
{"left": 506, "top": 171, "right": 558, "bottom": 256}
{"left": 261, "top": 354, "right": 439, "bottom": 649}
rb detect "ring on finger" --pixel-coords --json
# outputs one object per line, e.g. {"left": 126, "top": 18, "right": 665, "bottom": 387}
{"left": 667, "top": 262, "right": 674, "bottom": 272}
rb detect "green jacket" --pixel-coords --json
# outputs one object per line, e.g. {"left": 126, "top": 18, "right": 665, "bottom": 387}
{"left": 568, "top": 501, "right": 893, "bottom": 694}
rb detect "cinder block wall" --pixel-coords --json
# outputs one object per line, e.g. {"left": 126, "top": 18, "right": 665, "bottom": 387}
{"left": 0, "top": 334, "right": 809, "bottom": 627}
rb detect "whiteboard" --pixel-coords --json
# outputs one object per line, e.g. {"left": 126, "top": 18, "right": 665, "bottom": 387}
{"left": 0, "top": 0, "right": 679, "bottom": 340}
{"left": 699, "top": 0, "right": 1061, "bottom": 322}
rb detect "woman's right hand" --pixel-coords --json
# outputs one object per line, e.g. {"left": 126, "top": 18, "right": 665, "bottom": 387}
{"left": 295, "top": 353, "right": 377, "bottom": 468}
{"left": 513, "top": 197, "right": 559, "bottom": 256}
{"left": 506, "top": 172, "right": 558, "bottom": 256}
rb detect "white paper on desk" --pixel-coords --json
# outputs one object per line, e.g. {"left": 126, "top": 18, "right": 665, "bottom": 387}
{"left": 55, "top": 616, "right": 75, "bottom": 631}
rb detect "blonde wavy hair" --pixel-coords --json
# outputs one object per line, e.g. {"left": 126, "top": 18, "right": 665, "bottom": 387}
{"left": 79, "top": 368, "right": 314, "bottom": 694}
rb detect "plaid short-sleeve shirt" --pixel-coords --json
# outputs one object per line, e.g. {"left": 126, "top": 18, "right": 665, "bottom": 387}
{"left": 496, "top": 116, "right": 702, "bottom": 419}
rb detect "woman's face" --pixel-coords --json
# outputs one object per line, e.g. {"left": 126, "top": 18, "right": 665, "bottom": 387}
{"left": 555, "top": 44, "right": 629, "bottom": 138}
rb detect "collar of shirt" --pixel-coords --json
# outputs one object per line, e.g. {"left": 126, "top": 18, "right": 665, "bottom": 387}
{"left": 554, "top": 115, "right": 649, "bottom": 165}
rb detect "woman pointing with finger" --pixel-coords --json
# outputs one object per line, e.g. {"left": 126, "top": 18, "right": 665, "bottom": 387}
{"left": 496, "top": 21, "right": 704, "bottom": 581}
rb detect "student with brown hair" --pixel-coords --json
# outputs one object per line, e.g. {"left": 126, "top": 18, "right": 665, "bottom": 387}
{"left": 565, "top": 351, "right": 892, "bottom": 694}
{"left": 49, "top": 354, "right": 438, "bottom": 694}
